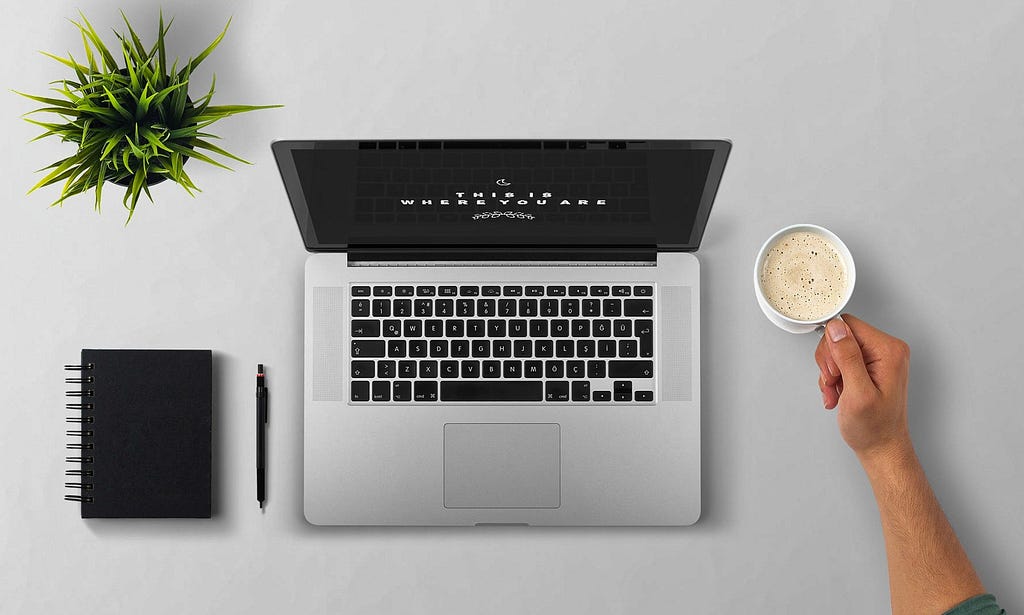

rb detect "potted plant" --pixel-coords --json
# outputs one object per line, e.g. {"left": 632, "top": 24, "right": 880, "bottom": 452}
{"left": 18, "top": 11, "right": 280, "bottom": 222}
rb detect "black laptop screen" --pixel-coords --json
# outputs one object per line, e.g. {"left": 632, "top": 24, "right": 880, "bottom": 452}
{"left": 273, "top": 140, "right": 730, "bottom": 252}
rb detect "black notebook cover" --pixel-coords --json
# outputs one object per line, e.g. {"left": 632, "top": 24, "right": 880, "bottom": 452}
{"left": 69, "top": 349, "right": 212, "bottom": 518}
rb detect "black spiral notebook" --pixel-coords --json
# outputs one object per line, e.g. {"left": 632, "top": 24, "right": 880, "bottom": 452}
{"left": 65, "top": 349, "right": 212, "bottom": 518}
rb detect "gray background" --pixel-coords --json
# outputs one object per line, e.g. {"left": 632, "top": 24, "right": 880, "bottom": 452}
{"left": 2, "top": 1, "right": 1021, "bottom": 612}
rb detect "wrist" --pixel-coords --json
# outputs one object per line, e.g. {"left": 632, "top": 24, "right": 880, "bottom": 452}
{"left": 856, "top": 438, "right": 917, "bottom": 480}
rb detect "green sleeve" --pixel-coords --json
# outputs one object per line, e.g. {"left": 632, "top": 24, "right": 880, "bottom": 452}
{"left": 943, "top": 594, "right": 1005, "bottom": 615}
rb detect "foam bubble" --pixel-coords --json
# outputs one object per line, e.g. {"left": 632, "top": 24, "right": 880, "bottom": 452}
{"left": 760, "top": 231, "right": 847, "bottom": 321}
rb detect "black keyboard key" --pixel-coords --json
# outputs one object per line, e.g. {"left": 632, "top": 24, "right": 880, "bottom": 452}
{"left": 546, "top": 360, "right": 565, "bottom": 378}
{"left": 440, "top": 360, "right": 459, "bottom": 378}
{"left": 519, "top": 299, "right": 538, "bottom": 317}
{"left": 593, "top": 320, "right": 611, "bottom": 337}
{"left": 560, "top": 299, "right": 579, "bottom": 317}
{"left": 416, "top": 286, "right": 436, "bottom": 297}
{"left": 351, "top": 381, "right": 370, "bottom": 402}
{"left": 352, "top": 299, "right": 370, "bottom": 317}
{"left": 441, "top": 381, "right": 543, "bottom": 402}
{"left": 635, "top": 391, "right": 653, "bottom": 402}
{"left": 503, "top": 286, "right": 523, "bottom": 296}
{"left": 535, "top": 340, "right": 554, "bottom": 357}
{"left": 472, "top": 340, "right": 490, "bottom": 357}
{"left": 371, "top": 381, "right": 390, "bottom": 401}
{"left": 624, "top": 299, "right": 654, "bottom": 317}
{"left": 566, "top": 360, "right": 585, "bottom": 378}
{"left": 613, "top": 320, "right": 632, "bottom": 337}
{"left": 498, "top": 299, "right": 517, "bottom": 317}
{"left": 602, "top": 299, "right": 622, "bottom": 317}
{"left": 424, "top": 320, "right": 443, "bottom": 337}
{"left": 393, "top": 380, "right": 412, "bottom": 401}
{"left": 351, "top": 360, "right": 374, "bottom": 378}
{"left": 478, "top": 299, "right": 496, "bottom": 317}
{"left": 451, "top": 339, "right": 470, "bottom": 357}
{"left": 590, "top": 285, "right": 609, "bottom": 296}
{"left": 525, "top": 285, "right": 545, "bottom": 296}
{"left": 582, "top": 299, "right": 601, "bottom": 316}
{"left": 587, "top": 360, "right": 607, "bottom": 378}
{"left": 555, "top": 340, "right": 574, "bottom": 358}
{"left": 383, "top": 320, "right": 402, "bottom": 337}
{"left": 404, "top": 319, "right": 423, "bottom": 337}
{"left": 612, "top": 285, "right": 631, "bottom": 296}
{"left": 430, "top": 340, "right": 448, "bottom": 357}
{"left": 388, "top": 340, "right": 407, "bottom": 357}
{"left": 487, "top": 320, "right": 507, "bottom": 337}
{"left": 569, "top": 286, "right": 588, "bottom": 296}
{"left": 377, "top": 360, "right": 396, "bottom": 378}
{"left": 619, "top": 340, "right": 638, "bottom": 357}
{"left": 577, "top": 340, "right": 595, "bottom": 357}
{"left": 352, "top": 340, "right": 385, "bottom": 358}
{"left": 419, "top": 361, "right": 438, "bottom": 378}
{"left": 461, "top": 360, "right": 480, "bottom": 378}
{"left": 483, "top": 360, "right": 501, "bottom": 378}
{"left": 414, "top": 299, "right": 433, "bottom": 317}
{"left": 614, "top": 381, "right": 633, "bottom": 401}
{"left": 373, "top": 286, "right": 393, "bottom": 297}
{"left": 514, "top": 340, "right": 532, "bottom": 358}
{"left": 393, "top": 299, "right": 412, "bottom": 317}
{"left": 351, "top": 319, "right": 380, "bottom": 337}
{"left": 550, "top": 320, "right": 569, "bottom": 337}
{"left": 467, "top": 320, "right": 486, "bottom": 337}
{"left": 546, "top": 286, "right": 566, "bottom": 296}
{"left": 372, "top": 299, "right": 391, "bottom": 317}
{"left": 483, "top": 285, "right": 501, "bottom": 296}
{"left": 351, "top": 286, "right": 371, "bottom": 297}
{"left": 634, "top": 286, "right": 653, "bottom": 297}
{"left": 398, "top": 360, "right": 417, "bottom": 378}
{"left": 436, "top": 299, "right": 454, "bottom": 317}
{"left": 636, "top": 319, "right": 654, "bottom": 357}
{"left": 540, "top": 299, "right": 559, "bottom": 316}
{"left": 493, "top": 340, "right": 512, "bottom": 357}
{"left": 503, "top": 360, "right": 522, "bottom": 378}
{"left": 395, "top": 286, "right": 415, "bottom": 297}
{"left": 409, "top": 340, "right": 428, "bottom": 358}
{"left": 456, "top": 299, "right": 475, "bottom": 317}
{"left": 597, "top": 340, "right": 616, "bottom": 357}
{"left": 508, "top": 320, "right": 528, "bottom": 337}
{"left": 545, "top": 381, "right": 570, "bottom": 402}
{"left": 529, "top": 320, "right": 548, "bottom": 337}
{"left": 459, "top": 285, "right": 479, "bottom": 296}
{"left": 525, "top": 360, "right": 543, "bottom": 378}
{"left": 414, "top": 381, "right": 438, "bottom": 401}
{"left": 593, "top": 390, "right": 611, "bottom": 402}
{"left": 571, "top": 381, "right": 591, "bottom": 401}
{"left": 438, "top": 285, "right": 458, "bottom": 296}
{"left": 571, "top": 320, "right": 590, "bottom": 337}
{"left": 445, "top": 320, "right": 465, "bottom": 337}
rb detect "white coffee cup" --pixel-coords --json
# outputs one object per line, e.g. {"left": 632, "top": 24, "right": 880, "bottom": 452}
{"left": 753, "top": 224, "right": 856, "bottom": 334}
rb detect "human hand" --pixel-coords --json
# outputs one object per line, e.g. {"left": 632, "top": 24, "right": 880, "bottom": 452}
{"left": 814, "top": 314, "right": 912, "bottom": 460}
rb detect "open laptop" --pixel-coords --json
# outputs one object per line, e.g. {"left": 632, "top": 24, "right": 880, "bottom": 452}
{"left": 272, "top": 139, "right": 730, "bottom": 525}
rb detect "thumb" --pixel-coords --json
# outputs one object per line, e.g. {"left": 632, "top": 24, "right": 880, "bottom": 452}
{"left": 824, "top": 317, "right": 875, "bottom": 392}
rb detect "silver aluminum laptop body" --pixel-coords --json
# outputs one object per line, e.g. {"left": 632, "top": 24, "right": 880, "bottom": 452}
{"left": 274, "top": 139, "right": 730, "bottom": 526}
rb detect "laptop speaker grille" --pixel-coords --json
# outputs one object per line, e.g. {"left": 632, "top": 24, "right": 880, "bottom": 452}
{"left": 312, "top": 287, "right": 346, "bottom": 402}
{"left": 660, "top": 286, "right": 692, "bottom": 402}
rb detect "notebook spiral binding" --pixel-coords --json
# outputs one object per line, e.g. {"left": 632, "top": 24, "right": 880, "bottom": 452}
{"left": 64, "top": 363, "right": 95, "bottom": 504}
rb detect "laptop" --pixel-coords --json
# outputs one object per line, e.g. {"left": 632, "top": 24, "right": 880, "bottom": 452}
{"left": 272, "top": 139, "right": 731, "bottom": 525}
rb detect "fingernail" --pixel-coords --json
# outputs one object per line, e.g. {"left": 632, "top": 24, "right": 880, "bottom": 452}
{"left": 827, "top": 318, "right": 848, "bottom": 342}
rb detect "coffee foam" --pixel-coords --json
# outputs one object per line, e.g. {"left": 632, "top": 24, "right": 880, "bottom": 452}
{"left": 760, "top": 231, "right": 846, "bottom": 321}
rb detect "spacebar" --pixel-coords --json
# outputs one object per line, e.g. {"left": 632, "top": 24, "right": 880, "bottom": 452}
{"left": 440, "top": 381, "right": 544, "bottom": 402}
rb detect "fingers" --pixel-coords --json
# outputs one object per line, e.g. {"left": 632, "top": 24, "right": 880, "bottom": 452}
{"left": 814, "top": 333, "right": 840, "bottom": 386}
{"left": 824, "top": 316, "right": 876, "bottom": 393}
{"left": 818, "top": 373, "right": 839, "bottom": 409}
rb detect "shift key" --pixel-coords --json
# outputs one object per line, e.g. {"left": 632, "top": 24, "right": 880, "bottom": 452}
{"left": 351, "top": 340, "right": 386, "bottom": 358}
{"left": 608, "top": 360, "right": 654, "bottom": 378}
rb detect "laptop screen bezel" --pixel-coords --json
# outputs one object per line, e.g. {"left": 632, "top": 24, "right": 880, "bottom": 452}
{"left": 272, "top": 139, "right": 731, "bottom": 253}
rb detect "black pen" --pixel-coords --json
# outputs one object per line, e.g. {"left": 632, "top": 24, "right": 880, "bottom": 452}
{"left": 256, "top": 364, "right": 268, "bottom": 508}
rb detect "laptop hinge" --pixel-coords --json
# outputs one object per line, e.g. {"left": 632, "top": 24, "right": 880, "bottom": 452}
{"left": 346, "top": 248, "right": 657, "bottom": 264}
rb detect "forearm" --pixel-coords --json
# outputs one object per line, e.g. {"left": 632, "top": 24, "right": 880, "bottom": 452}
{"left": 859, "top": 444, "right": 985, "bottom": 615}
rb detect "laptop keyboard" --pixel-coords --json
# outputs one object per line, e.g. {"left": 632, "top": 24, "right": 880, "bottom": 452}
{"left": 349, "top": 284, "right": 656, "bottom": 403}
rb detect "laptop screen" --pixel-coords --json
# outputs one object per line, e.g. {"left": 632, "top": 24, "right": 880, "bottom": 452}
{"left": 273, "top": 140, "right": 730, "bottom": 252}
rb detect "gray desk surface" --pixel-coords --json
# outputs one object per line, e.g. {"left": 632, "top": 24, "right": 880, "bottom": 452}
{"left": 2, "top": 1, "right": 1021, "bottom": 613}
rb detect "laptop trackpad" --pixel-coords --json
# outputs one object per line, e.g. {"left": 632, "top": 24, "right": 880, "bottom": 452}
{"left": 443, "top": 423, "right": 560, "bottom": 509}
